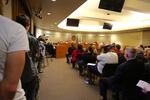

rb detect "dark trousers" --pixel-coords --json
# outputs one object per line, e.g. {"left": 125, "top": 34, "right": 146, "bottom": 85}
{"left": 99, "top": 78, "right": 109, "bottom": 100}
{"left": 72, "top": 61, "right": 76, "bottom": 68}
{"left": 87, "top": 65, "right": 100, "bottom": 84}
{"left": 22, "top": 76, "right": 39, "bottom": 100}
{"left": 66, "top": 54, "right": 71, "bottom": 63}
{"left": 121, "top": 87, "right": 144, "bottom": 100}
{"left": 38, "top": 56, "right": 44, "bottom": 73}
{"left": 99, "top": 78, "right": 120, "bottom": 100}
{"left": 78, "top": 60, "right": 84, "bottom": 75}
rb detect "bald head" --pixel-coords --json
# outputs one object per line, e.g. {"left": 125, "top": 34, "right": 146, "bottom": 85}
{"left": 125, "top": 47, "right": 137, "bottom": 60}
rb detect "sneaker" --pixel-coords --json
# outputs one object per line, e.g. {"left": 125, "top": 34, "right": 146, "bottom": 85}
{"left": 39, "top": 70, "right": 43, "bottom": 73}
{"left": 84, "top": 80, "right": 89, "bottom": 84}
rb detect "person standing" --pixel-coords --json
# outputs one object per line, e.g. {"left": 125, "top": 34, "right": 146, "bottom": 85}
{"left": 16, "top": 15, "right": 40, "bottom": 100}
{"left": 66, "top": 43, "right": 76, "bottom": 63}
{"left": 0, "top": 1, "right": 29, "bottom": 99}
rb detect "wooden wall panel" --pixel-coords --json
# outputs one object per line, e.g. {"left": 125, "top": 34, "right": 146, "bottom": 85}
{"left": 56, "top": 44, "right": 68, "bottom": 58}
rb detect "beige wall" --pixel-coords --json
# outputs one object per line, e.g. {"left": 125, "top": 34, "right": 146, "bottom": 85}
{"left": 110, "top": 32, "right": 143, "bottom": 47}
{"left": 36, "top": 28, "right": 150, "bottom": 47}
{"left": 82, "top": 34, "right": 96, "bottom": 43}
{"left": 96, "top": 35, "right": 110, "bottom": 44}
{"left": 82, "top": 34, "right": 110, "bottom": 44}
{"left": 36, "top": 29, "right": 111, "bottom": 44}
{"left": 47, "top": 32, "right": 71, "bottom": 43}
{"left": 2, "top": 0, "right": 12, "bottom": 18}
{"left": 142, "top": 30, "right": 150, "bottom": 46}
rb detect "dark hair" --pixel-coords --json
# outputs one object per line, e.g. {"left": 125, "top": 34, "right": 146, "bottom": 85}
{"left": 116, "top": 44, "right": 121, "bottom": 50}
{"left": 103, "top": 45, "right": 112, "bottom": 53}
{"left": 88, "top": 46, "right": 93, "bottom": 53}
{"left": 78, "top": 44, "right": 83, "bottom": 51}
{"left": 140, "top": 44, "right": 144, "bottom": 50}
{"left": 16, "top": 15, "right": 30, "bottom": 27}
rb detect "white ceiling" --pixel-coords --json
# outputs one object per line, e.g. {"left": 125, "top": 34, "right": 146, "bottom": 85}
{"left": 28, "top": 0, "right": 86, "bottom": 32}
{"left": 58, "top": 0, "right": 150, "bottom": 32}
{"left": 29, "top": 0, "right": 150, "bottom": 32}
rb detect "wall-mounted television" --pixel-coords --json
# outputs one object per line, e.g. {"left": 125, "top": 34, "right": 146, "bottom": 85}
{"left": 98, "top": 0, "right": 125, "bottom": 12}
{"left": 103, "top": 22, "right": 112, "bottom": 30}
{"left": 66, "top": 18, "right": 80, "bottom": 27}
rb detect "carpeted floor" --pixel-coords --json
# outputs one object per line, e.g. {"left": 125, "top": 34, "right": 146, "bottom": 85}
{"left": 38, "top": 58, "right": 100, "bottom": 100}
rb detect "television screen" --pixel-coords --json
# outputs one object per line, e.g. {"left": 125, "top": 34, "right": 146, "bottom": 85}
{"left": 66, "top": 18, "right": 80, "bottom": 27}
{"left": 98, "top": 0, "right": 125, "bottom": 12}
{"left": 103, "top": 22, "right": 112, "bottom": 30}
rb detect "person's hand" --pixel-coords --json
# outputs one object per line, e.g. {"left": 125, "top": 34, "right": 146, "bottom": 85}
{"left": 142, "top": 87, "right": 150, "bottom": 93}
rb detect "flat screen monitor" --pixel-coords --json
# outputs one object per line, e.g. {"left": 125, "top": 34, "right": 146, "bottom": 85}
{"left": 66, "top": 18, "right": 79, "bottom": 27}
{"left": 98, "top": 0, "right": 125, "bottom": 12}
{"left": 103, "top": 22, "right": 112, "bottom": 30}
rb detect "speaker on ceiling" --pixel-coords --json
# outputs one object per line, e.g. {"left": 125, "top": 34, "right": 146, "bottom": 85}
{"left": 103, "top": 22, "right": 112, "bottom": 30}
{"left": 98, "top": 0, "right": 125, "bottom": 12}
{"left": 66, "top": 18, "right": 80, "bottom": 27}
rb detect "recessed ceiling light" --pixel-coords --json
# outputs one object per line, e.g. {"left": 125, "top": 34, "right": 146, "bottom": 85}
{"left": 47, "top": 12, "right": 51, "bottom": 15}
{"left": 51, "top": 0, "right": 56, "bottom": 2}
{"left": 45, "top": 31, "right": 50, "bottom": 34}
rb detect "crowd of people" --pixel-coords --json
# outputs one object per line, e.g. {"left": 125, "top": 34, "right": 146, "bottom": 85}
{"left": 15, "top": 15, "right": 56, "bottom": 100}
{"left": 66, "top": 43, "right": 150, "bottom": 100}
{"left": 0, "top": 1, "right": 150, "bottom": 99}
{"left": 0, "top": 4, "right": 55, "bottom": 99}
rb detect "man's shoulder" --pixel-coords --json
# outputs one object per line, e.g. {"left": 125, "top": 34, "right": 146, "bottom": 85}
{"left": 0, "top": 16, "right": 26, "bottom": 35}
{"left": 0, "top": 15, "right": 25, "bottom": 29}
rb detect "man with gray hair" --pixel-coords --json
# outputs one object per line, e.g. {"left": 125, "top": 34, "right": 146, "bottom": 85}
{"left": 99, "top": 47, "right": 145, "bottom": 100}
{"left": 111, "top": 47, "right": 145, "bottom": 100}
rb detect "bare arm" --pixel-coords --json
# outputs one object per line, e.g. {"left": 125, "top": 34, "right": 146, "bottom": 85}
{"left": 0, "top": 51, "right": 25, "bottom": 100}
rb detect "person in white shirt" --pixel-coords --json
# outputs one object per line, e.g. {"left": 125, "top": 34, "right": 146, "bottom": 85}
{"left": 85, "top": 45, "right": 118, "bottom": 85}
{"left": 0, "top": 2, "right": 29, "bottom": 100}
{"left": 97, "top": 45, "right": 118, "bottom": 74}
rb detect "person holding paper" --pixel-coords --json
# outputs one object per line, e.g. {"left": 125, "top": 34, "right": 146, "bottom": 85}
{"left": 99, "top": 47, "right": 145, "bottom": 100}
{"left": 142, "top": 48, "right": 150, "bottom": 100}
{"left": 110, "top": 47, "right": 145, "bottom": 100}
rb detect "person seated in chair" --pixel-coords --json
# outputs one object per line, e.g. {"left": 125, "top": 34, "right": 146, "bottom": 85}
{"left": 101, "top": 47, "right": 145, "bottom": 100}
{"left": 97, "top": 44, "right": 118, "bottom": 74}
{"left": 86, "top": 45, "right": 118, "bottom": 85}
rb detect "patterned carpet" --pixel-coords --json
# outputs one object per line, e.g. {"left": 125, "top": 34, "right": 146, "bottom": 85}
{"left": 38, "top": 58, "right": 100, "bottom": 100}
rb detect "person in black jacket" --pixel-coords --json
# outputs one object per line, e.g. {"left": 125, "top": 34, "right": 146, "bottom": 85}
{"left": 66, "top": 43, "right": 76, "bottom": 63}
{"left": 111, "top": 47, "right": 145, "bottom": 100}
{"left": 142, "top": 48, "right": 150, "bottom": 100}
{"left": 99, "top": 47, "right": 145, "bottom": 100}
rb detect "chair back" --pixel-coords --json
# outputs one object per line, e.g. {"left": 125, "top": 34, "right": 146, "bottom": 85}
{"left": 102, "top": 64, "right": 118, "bottom": 77}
